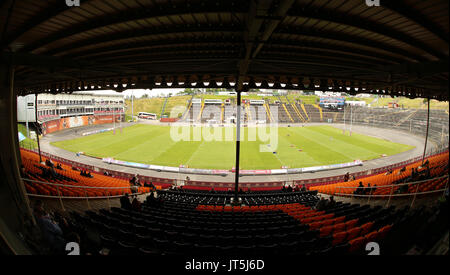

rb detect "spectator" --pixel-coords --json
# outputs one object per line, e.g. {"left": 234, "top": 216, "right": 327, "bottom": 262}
{"left": 355, "top": 181, "right": 364, "bottom": 195}
{"left": 411, "top": 168, "right": 417, "bottom": 180}
{"left": 344, "top": 172, "right": 350, "bottom": 182}
{"left": 20, "top": 164, "right": 26, "bottom": 178}
{"left": 33, "top": 200, "right": 66, "bottom": 253}
{"left": 327, "top": 196, "right": 336, "bottom": 209}
{"left": 365, "top": 183, "right": 371, "bottom": 195}
{"left": 120, "top": 193, "right": 132, "bottom": 210}
{"left": 131, "top": 196, "right": 142, "bottom": 211}
{"left": 314, "top": 197, "right": 328, "bottom": 211}
{"left": 56, "top": 163, "right": 63, "bottom": 170}
{"left": 45, "top": 159, "right": 54, "bottom": 168}
{"left": 210, "top": 188, "right": 216, "bottom": 194}
{"left": 372, "top": 184, "right": 377, "bottom": 194}
{"left": 146, "top": 192, "right": 156, "bottom": 205}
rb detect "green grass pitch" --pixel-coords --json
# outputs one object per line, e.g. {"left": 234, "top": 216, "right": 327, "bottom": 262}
{"left": 51, "top": 124, "right": 415, "bottom": 170}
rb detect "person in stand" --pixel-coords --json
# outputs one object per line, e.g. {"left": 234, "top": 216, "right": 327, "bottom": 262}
{"left": 344, "top": 172, "right": 350, "bottom": 182}
{"left": 355, "top": 182, "right": 364, "bottom": 195}
{"left": 327, "top": 196, "right": 336, "bottom": 209}
{"left": 33, "top": 200, "right": 66, "bottom": 254}
{"left": 120, "top": 193, "right": 132, "bottom": 210}
{"left": 131, "top": 196, "right": 142, "bottom": 211}
{"left": 301, "top": 184, "right": 307, "bottom": 192}
{"left": 287, "top": 185, "right": 293, "bottom": 192}
{"left": 314, "top": 197, "right": 328, "bottom": 211}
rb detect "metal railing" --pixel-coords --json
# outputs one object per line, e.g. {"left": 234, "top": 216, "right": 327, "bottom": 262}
{"left": 22, "top": 178, "right": 149, "bottom": 212}
{"left": 332, "top": 175, "right": 449, "bottom": 208}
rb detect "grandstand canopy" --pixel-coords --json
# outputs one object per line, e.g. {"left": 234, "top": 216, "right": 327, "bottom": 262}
{"left": 0, "top": 0, "right": 448, "bottom": 100}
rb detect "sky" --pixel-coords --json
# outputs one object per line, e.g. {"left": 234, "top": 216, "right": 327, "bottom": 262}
{"left": 79, "top": 88, "right": 185, "bottom": 98}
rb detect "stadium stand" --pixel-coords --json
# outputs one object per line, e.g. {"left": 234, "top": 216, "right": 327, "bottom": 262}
{"left": 310, "top": 152, "right": 449, "bottom": 197}
{"left": 67, "top": 187, "right": 448, "bottom": 256}
{"left": 21, "top": 149, "right": 152, "bottom": 197}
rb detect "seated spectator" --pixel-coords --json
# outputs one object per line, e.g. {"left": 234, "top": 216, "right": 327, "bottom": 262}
{"left": 87, "top": 171, "right": 93, "bottom": 178}
{"left": 372, "top": 184, "right": 377, "bottom": 194}
{"left": 314, "top": 197, "right": 328, "bottom": 211}
{"left": 354, "top": 181, "right": 364, "bottom": 195}
{"left": 20, "top": 164, "right": 26, "bottom": 178}
{"left": 146, "top": 192, "right": 156, "bottom": 205}
{"left": 365, "top": 183, "right": 372, "bottom": 195}
{"left": 411, "top": 168, "right": 417, "bottom": 179}
{"left": 120, "top": 193, "right": 132, "bottom": 210}
{"left": 327, "top": 196, "right": 336, "bottom": 209}
{"left": 210, "top": 188, "right": 216, "bottom": 194}
{"left": 33, "top": 200, "right": 66, "bottom": 253}
{"left": 301, "top": 184, "right": 307, "bottom": 192}
{"left": 45, "top": 159, "right": 54, "bottom": 168}
{"left": 131, "top": 196, "right": 142, "bottom": 211}
{"left": 344, "top": 172, "right": 350, "bottom": 182}
{"left": 287, "top": 185, "right": 293, "bottom": 192}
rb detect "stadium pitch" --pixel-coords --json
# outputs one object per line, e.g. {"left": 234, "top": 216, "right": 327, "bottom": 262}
{"left": 51, "top": 124, "right": 415, "bottom": 170}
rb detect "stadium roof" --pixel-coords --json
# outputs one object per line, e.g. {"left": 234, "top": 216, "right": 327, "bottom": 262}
{"left": 1, "top": 0, "right": 448, "bottom": 100}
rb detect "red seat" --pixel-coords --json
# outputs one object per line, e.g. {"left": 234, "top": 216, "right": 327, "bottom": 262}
{"left": 377, "top": 224, "right": 392, "bottom": 240}
{"left": 345, "top": 219, "right": 358, "bottom": 230}
{"left": 333, "top": 222, "right": 346, "bottom": 233}
{"left": 332, "top": 231, "right": 348, "bottom": 245}
{"left": 360, "top": 222, "right": 374, "bottom": 236}
{"left": 364, "top": 231, "right": 378, "bottom": 243}
{"left": 348, "top": 237, "right": 365, "bottom": 253}
{"left": 319, "top": 225, "right": 334, "bottom": 237}
{"left": 346, "top": 227, "right": 361, "bottom": 241}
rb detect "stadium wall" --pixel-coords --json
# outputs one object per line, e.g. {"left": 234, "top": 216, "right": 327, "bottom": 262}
{"left": 41, "top": 115, "right": 121, "bottom": 135}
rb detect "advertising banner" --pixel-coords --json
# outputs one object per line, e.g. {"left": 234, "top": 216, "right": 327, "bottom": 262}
{"left": 41, "top": 115, "right": 121, "bottom": 135}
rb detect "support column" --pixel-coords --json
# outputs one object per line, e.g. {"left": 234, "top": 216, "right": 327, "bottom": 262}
{"left": 34, "top": 93, "right": 42, "bottom": 162}
{"left": 422, "top": 98, "right": 430, "bottom": 164}
{"left": 234, "top": 91, "right": 242, "bottom": 204}
{"left": 0, "top": 62, "right": 34, "bottom": 254}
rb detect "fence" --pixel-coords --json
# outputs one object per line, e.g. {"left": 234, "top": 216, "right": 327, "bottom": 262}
{"left": 22, "top": 178, "right": 147, "bottom": 212}
{"left": 332, "top": 175, "right": 449, "bottom": 208}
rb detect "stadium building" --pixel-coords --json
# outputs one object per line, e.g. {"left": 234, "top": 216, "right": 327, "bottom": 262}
{"left": 17, "top": 93, "right": 125, "bottom": 136}
{"left": 0, "top": 0, "right": 448, "bottom": 263}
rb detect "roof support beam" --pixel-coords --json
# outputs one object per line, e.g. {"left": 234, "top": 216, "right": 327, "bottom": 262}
{"left": 287, "top": 5, "right": 446, "bottom": 60}
{"left": 383, "top": 1, "right": 448, "bottom": 43}
{"left": 19, "top": 1, "right": 247, "bottom": 54}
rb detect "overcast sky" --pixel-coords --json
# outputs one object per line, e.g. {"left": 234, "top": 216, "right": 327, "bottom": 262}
{"left": 80, "top": 88, "right": 185, "bottom": 98}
